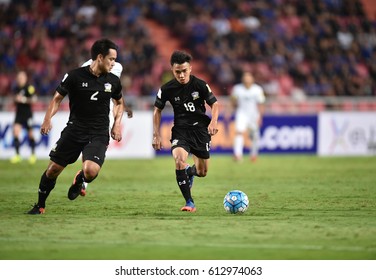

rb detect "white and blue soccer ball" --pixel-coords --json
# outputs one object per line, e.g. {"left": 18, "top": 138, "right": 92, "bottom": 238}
{"left": 223, "top": 190, "right": 249, "bottom": 214}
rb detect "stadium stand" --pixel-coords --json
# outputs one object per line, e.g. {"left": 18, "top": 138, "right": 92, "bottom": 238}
{"left": 0, "top": 0, "right": 375, "bottom": 113}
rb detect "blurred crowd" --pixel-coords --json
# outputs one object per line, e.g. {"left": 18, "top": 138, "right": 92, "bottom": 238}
{"left": 0, "top": 0, "right": 158, "bottom": 98}
{"left": 1, "top": 0, "right": 376, "bottom": 101}
{"left": 148, "top": 0, "right": 376, "bottom": 98}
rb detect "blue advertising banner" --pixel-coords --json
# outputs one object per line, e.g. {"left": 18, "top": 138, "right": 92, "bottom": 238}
{"left": 260, "top": 115, "right": 318, "bottom": 154}
{"left": 156, "top": 115, "right": 318, "bottom": 155}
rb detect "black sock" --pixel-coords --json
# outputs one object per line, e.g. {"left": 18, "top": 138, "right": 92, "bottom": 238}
{"left": 176, "top": 169, "right": 193, "bottom": 203}
{"left": 37, "top": 171, "right": 56, "bottom": 208}
{"left": 186, "top": 164, "right": 197, "bottom": 177}
{"left": 75, "top": 170, "right": 95, "bottom": 183}
{"left": 14, "top": 138, "right": 20, "bottom": 155}
{"left": 75, "top": 170, "right": 85, "bottom": 184}
{"left": 29, "top": 138, "right": 35, "bottom": 154}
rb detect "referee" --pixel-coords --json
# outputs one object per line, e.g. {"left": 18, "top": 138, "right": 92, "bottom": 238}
{"left": 10, "top": 71, "right": 37, "bottom": 164}
{"left": 27, "top": 38, "right": 130, "bottom": 214}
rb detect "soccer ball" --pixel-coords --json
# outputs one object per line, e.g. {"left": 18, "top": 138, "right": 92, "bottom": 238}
{"left": 223, "top": 190, "right": 249, "bottom": 214}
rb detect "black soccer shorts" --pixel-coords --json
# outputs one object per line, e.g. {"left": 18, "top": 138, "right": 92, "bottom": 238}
{"left": 170, "top": 126, "right": 211, "bottom": 159}
{"left": 15, "top": 113, "right": 33, "bottom": 130}
{"left": 49, "top": 125, "right": 109, "bottom": 167}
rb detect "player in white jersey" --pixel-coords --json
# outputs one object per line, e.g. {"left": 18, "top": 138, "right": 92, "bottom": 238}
{"left": 231, "top": 71, "right": 265, "bottom": 162}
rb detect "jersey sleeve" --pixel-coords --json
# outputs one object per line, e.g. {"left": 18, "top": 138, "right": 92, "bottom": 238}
{"left": 112, "top": 62, "right": 123, "bottom": 78}
{"left": 81, "top": 59, "right": 92, "bottom": 67}
{"left": 154, "top": 88, "right": 166, "bottom": 109}
{"left": 26, "top": 85, "right": 36, "bottom": 97}
{"left": 201, "top": 81, "right": 217, "bottom": 106}
{"left": 56, "top": 72, "right": 74, "bottom": 97}
{"left": 111, "top": 80, "right": 122, "bottom": 100}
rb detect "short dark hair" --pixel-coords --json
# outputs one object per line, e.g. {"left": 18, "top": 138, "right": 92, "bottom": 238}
{"left": 91, "top": 38, "right": 118, "bottom": 60}
{"left": 170, "top": 50, "right": 192, "bottom": 66}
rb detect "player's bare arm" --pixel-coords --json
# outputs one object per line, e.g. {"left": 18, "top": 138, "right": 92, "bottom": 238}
{"left": 41, "top": 91, "right": 64, "bottom": 135}
{"left": 111, "top": 97, "right": 124, "bottom": 142}
{"left": 112, "top": 98, "right": 133, "bottom": 119}
{"left": 230, "top": 95, "right": 238, "bottom": 110}
{"left": 15, "top": 94, "right": 36, "bottom": 105}
{"left": 208, "top": 101, "right": 219, "bottom": 136}
{"left": 152, "top": 106, "right": 163, "bottom": 150}
{"left": 257, "top": 103, "right": 265, "bottom": 127}
{"left": 123, "top": 99, "right": 133, "bottom": 118}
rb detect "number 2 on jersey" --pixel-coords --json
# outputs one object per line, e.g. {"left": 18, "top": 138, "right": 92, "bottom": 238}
{"left": 91, "top": 91, "right": 99, "bottom": 101}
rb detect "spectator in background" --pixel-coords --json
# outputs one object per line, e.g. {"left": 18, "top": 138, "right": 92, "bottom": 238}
{"left": 10, "top": 70, "right": 37, "bottom": 164}
{"left": 0, "top": 0, "right": 375, "bottom": 99}
{"left": 0, "top": 0, "right": 157, "bottom": 97}
{"left": 147, "top": 0, "right": 375, "bottom": 98}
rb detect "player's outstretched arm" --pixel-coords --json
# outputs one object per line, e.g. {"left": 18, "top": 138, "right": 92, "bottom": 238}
{"left": 111, "top": 97, "right": 124, "bottom": 142}
{"left": 40, "top": 91, "right": 64, "bottom": 135}
{"left": 152, "top": 106, "right": 163, "bottom": 151}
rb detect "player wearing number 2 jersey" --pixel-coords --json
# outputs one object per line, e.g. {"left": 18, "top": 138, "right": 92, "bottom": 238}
{"left": 27, "top": 38, "right": 128, "bottom": 214}
{"left": 153, "top": 50, "right": 219, "bottom": 212}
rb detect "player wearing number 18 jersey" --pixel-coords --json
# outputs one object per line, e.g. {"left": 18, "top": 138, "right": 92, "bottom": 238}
{"left": 27, "top": 38, "right": 127, "bottom": 214}
{"left": 153, "top": 50, "right": 219, "bottom": 212}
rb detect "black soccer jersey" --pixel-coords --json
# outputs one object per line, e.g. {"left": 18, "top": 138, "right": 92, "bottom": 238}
{"left": 56, "top": 66, "right": 122, "bottom": 133}
{"left": 154, "top": 75, "right": 217, "bottom": 128}
{"left": 14, "top": 84, "right": 35, "bottom": 118}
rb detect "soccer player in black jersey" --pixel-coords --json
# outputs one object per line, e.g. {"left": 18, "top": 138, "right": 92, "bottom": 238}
{"left": 27, "top": 38, "right": 131, "bottom": 214}
{"left": 152, "top": 50, "right": 219, "bottom": 212}
{"left": 10, "top": 71, "right": 37, "bottom": 164}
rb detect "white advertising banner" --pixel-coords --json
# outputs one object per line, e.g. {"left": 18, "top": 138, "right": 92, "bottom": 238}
{"left": 0, "top": 111, "right": 154, "bottom": 159}
{"left": 318, "top": 112, "right": 376, "bottom": 156}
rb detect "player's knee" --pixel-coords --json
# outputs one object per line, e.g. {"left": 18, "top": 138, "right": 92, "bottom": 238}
{"left": 174, "top": 157, "right": 186, "bottom": 170}
{"left": 83, "top": 168, "right": 98, "bottom": 183}
{"left": 46, "top": 164, "right": 63, "bottom": 179}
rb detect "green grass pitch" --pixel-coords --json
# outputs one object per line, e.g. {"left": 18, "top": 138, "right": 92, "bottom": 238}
{"left": 0, "top": 155, "right": 375, "bottom": 260}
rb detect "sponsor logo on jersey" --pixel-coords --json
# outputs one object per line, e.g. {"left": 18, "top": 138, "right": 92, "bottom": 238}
{"left": 174, "top": 97, "right": 180, "bottom": 101}
{"left": 191, "top": 91, "right": 199, "bottom": 100}
{"left": 104, "top": 83, "right": 112, "bottom": 92}
{"left": 82, "top": 82, "right": 88, "bottom": 87}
